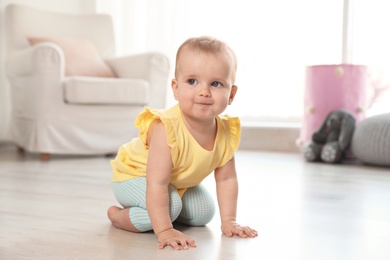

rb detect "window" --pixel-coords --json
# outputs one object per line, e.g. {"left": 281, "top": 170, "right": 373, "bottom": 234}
{"left": 168, "top": 1, "right": 343, "bottom": 124}
{"left": 351, "top": 0, "right": 390, "bottom": 117}
{"left": 102, "top": 0, "right": 389, "bottom": 123}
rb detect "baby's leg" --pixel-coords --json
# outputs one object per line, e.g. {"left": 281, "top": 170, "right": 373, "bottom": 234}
{"left": 108, "top": 177, "right": 182, "bottom": 232}
{"left": 176, "top": 184, "right": 215, "bottom": 226}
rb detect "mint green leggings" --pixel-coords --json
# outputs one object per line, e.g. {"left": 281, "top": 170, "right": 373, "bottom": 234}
{"left": 112, "top": 177, "right": 215, "bottom": 232}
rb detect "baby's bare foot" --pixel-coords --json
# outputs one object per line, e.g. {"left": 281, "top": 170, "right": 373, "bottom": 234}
{"left": 107, "top": 206, "right": 141, "bottom": 232}
{"left": 107, "top": 205, "right": 122, "bottom": 224}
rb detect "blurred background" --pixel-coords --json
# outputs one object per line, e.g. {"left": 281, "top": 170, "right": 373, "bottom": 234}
{"left": 1, "top": 0, "right": 389, "bottom": 143}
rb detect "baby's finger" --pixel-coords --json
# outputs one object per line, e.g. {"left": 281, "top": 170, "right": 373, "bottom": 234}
{"left": 158, "top": 241, "right": 167, "bottom": 249}
{"left": 234, "top": 226, "right": 248, "bottom": 238}
{"left": 238, "top": 230, "right": 248, "bottom": 238}
{"left": 170, "top": 241, "right": 181, "bottom": 251}
{"left": 158, "top": 240, "right": 180, "bottom": 251}
{"left": 243, "top": 227, "right": 258, "bottom": 237}
{"left": 179, "top": 239, "right": 189, "bottom": 250}
{"left": 186, "top": 237, "right": 197, "bottom": 248}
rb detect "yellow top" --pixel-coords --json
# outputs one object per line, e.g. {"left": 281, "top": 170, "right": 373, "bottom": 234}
{"left": 110, "top": 104, "right": 241, "bottom": 196}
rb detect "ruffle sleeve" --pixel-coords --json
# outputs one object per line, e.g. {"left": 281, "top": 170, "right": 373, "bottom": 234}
{"left": 134, "top": 106, "right": 179, "bottom": 162}
{"left": 134, "top": 107, "right": 163, "bottom": 147}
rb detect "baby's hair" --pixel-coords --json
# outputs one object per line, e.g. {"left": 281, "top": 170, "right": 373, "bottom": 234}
{"left": 175, "top": 36, "right": 237, "bottom": 79}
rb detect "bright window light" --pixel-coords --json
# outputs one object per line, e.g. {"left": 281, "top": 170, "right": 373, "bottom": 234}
{"left": 166, "top": 0, "right": 343, "bottom": 123}
{"left": 105, "top": 0, "right": 390, "bottom": 123}
{"left": 351, "top": 0, "right": 390, "bottom": 117}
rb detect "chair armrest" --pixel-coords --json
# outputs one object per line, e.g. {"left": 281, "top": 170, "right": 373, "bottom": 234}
{"left": 6, "top": 43, "right": 66, "bottom": 115}
{"left": 106, "top": 52, "right": 170, "bottom": 108}
{"left": 6, "top": 42, "right": 65, "bottom": 78}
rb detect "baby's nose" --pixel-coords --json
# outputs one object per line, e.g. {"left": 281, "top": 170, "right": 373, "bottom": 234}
{"left": 199, "top": 84, "right": 211, "bottom": 97}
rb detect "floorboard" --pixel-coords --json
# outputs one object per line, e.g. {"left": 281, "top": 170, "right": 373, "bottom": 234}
{"left": 1, "top": 143, "right": 390, "bottom": 260}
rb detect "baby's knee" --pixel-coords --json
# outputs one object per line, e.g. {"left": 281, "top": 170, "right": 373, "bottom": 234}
{"left": 168, "top": 185, "right": 183, "bottom": 221}
{"left": 194, "top": 205, "right": 216, "bottom": 226}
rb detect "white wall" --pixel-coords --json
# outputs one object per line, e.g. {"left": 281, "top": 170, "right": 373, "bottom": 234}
{"left": 0, "top": 0, "right": 99, "bottom": 141}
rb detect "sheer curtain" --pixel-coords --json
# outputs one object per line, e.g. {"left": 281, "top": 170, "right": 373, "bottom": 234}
{"left": 351, "top": 0, "right": 390, "bottom": 117}
{"left": 99, "top": 0, "right": 389, "bottom": 124}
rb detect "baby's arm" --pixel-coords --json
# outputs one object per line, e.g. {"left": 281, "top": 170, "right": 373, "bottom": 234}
{"left": 146, "top": 120, "right": 196, "bottom": 250}
{"left": 214, "top": 156, "right": 258, "bottom": 238}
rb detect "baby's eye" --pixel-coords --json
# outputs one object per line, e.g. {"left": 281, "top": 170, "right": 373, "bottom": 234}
{"left": 188, "top": 79, "right": 198, "bottom": 85}
{"left": 211, "top": 81, "right": 222, "bottom": 87}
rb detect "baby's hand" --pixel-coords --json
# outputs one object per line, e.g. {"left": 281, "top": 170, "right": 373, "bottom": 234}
{"left": 156, "top": 228, "right": 197, "bottom": 250}
{"left": 221, "top": 220, "right": 258, "bottom": 238}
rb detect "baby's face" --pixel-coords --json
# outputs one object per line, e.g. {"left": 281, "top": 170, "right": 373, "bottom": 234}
{"left": 172, "top": 48, "right": 237, "bottom": 121}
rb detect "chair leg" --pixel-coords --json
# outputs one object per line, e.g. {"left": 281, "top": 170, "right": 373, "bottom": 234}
{"left": 16, "top": 146, "right": 25, "bottom": 154}
{"left": 16, "top": 146, "right": 50, "bottom": 161}
{"left": 40, "top": 153, "right": 50, "bottom": 161}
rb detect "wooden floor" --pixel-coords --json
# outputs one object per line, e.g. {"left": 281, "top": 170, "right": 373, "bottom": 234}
{"left": 1, "top": 143, "right": 390, "bottom": 260}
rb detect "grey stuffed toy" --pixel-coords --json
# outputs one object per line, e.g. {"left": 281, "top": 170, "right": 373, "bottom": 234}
{"left": 303, "top": 110, "right": 355, "bottom": 163}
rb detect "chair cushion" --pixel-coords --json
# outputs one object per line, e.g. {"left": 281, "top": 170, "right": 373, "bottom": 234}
{"left": 64, "top": 76, "right": 150, "bottom": 105}
{"left": 28, "top": 37, "right": 116, "bottom": 78}
{"left": 351, "top": 113, "right": 390, "bottom": 166}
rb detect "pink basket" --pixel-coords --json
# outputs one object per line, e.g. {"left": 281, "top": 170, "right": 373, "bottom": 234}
{"left": 299, "top": 64, "right": 368, "bottom": 146}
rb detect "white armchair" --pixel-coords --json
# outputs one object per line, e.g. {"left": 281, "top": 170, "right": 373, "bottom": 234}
{"left": 4, "top": 4, "right": 170, "bottom": 160}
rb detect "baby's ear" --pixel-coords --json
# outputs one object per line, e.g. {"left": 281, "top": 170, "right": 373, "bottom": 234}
{"left": 228, "top": 85, "right": 238, "bottom": 105}
{"left": 171, "top": 79, "right": 179, "bottom": 100}
{"left": 230, "top": 85, "right": 238, "bottom": 98}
